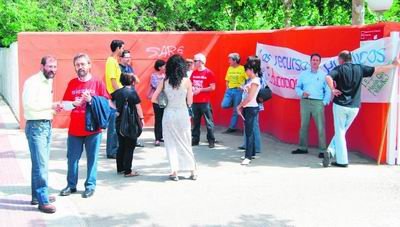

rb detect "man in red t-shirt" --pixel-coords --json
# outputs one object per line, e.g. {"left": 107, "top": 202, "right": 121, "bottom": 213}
{"left": 59, "top": 53, "right": 109, "bottom": 199}
{"left": 190, "top": 53, "right": 216, "bottom": 148}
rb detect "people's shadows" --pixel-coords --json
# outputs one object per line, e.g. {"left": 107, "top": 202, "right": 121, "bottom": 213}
{"left": 0, "top": 202, "right": 37, "bottom": 212}
{"left": 32, "top": 212, "right": 151, "bottom": 227}
{"left": 0, "top": 196, "right": 37, "bottom": 212}
{"left": 195, "top": 213, "right": 294, "bottom": 227}
{"left": 198, "top": 127, "right": 374, "bottom": 169}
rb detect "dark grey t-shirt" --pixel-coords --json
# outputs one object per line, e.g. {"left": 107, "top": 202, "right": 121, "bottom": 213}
{"left": 328, "top": 63, "right": 375, "bottom": 108}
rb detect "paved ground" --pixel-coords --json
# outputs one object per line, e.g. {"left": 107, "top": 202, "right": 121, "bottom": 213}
{"left": 1, "top": 97, "right": 400, "bottom": 227}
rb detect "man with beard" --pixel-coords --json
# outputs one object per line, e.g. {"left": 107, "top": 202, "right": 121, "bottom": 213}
{"left": 60, "top": 53, "right": 109, "bottom": 198}
{"left": 22, "top": 56, "right": 60, "bottom": 213}
{"left": 119, "top": 49, "right": 144, "bottom": 147}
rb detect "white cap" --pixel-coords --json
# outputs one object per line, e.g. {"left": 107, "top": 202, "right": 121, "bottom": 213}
{"left": 194, "top": 53, "right": 206, "bottom": 65}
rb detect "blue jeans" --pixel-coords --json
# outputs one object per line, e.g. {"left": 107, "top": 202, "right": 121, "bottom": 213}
{"left": 221, "top": 88, "right": 243, "bottom": 129}
{"left": 106, "top": 109, "right": 118, "bottom": 156}
{"left": 244, "top": 107, "right": 259, "bottom": 158}
{"left": 67, "top": 133, "right": 102, "bottom": 190}
{"left": 327, "top": 104, "right": 359, "bottom": 165}
{"left": 242, "top": 113, "right": 261, "bottom": 153}
{"left": 25, "top": 120, "right": 52, "bottom": 205}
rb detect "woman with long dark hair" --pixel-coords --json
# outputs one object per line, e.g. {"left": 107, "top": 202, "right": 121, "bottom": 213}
{"left": 236, "top": 56, "right": 262, "bottom": 165}
{"left": 151, "top": 54, "right": 197, "bottom": 181}
{"left": 148, "top": 59, "right": 166, "bottom": 146}
{"left": 112, "top": 73, "right": 144, "bottom": 177}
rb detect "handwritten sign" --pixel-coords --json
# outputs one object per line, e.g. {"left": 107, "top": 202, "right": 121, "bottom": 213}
{"left": 256, "top": 36, "right": 397, "bottom": 103}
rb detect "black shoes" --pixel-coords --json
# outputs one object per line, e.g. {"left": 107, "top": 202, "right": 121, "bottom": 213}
{"left": 31, "top": 195, "right": 56, "bottom": 205}
{"left": 107, "top": 154, "right": 117, "bottom": 159}
{"left": 38, "top": 204, "right": 56, "bottom": 214}
{"left": 82, "top": 189, "right": 95, "bottom": 198}
{"left": 322, "top": 151, "right": 332, "bottom": 167}
{"left": 192, "top": 140, "right": 216, "bottom": 148}
{"left": 224, "top": 128, "right": 236, "bottom": 133}
{"left": 238, "top": 146, "right": 245, "bottom": 150}
{"left": 332, "top": 162, "right": 348, "bottom": 168}
{"left": 169, "top": 175, "right": 179, "bottom": 181}
{"left": 59, "top": 186, "right": 94, "bottom": 198}
{"left": 291, "top": 149, "right": 308, "bottom": 154}
{"left": 292, "top": 149, "right": 324, "bottom": 158}
{"left": 59, "top": 187, "right": 77, "bottom": 196}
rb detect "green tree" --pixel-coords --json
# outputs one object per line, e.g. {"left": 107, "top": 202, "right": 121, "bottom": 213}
{"left": 0, "top": 0, "right": 399, "bottom": 47}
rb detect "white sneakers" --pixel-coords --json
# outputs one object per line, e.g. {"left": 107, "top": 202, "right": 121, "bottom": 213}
{"left": 241, "top": 158, "right": 251, "bottom": 165}
{"left": 240, "top": 155, "right": 258, "bottom": 160}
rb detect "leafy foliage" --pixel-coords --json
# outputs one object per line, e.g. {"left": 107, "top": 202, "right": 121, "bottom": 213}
{"left": 0, "top": 0, "right": 399, "bottom": 47}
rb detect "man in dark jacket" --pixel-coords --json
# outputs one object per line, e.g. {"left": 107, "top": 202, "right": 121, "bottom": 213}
{"left": 86, "top": 96, "right": 111, "bottom": 132}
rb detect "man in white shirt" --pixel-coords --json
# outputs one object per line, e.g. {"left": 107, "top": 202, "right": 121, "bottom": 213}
{"left": 22, "top": 56, "right": 60, "bottom": 214}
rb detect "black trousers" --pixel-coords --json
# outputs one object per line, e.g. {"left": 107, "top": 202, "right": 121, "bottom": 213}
{"left": 192, "top": 102, "right": 215, "bottom": 143}
{"left": 244, "top": 107, "right": 259, "bottom": 159}
{"left": 152, "top": 103, "right": 164, "bottom": 141}
{"left": 116, "top": 130, "right": 137, "bottom": 175}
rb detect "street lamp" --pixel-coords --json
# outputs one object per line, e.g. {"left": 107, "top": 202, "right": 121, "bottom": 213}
{"left": 366, "top": 0, "right": 394, "bottom": 21}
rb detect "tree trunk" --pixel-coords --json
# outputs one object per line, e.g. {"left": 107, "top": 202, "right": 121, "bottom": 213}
{"left": 232, "top": 15, "right": 238, "bottom": 31}
{"left": 283, "top": 0, "right": 292, "bottom": 27}
{"left": 352, "top": 0, "right": 365, "bottom": 25}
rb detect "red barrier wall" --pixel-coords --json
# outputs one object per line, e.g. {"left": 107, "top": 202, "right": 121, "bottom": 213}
{"left": 18, "top": 22, "right": 400, "bottom": 162}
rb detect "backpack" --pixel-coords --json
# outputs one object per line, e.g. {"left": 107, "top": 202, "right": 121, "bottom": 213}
{"left": 119, "top": 99, "right": 142, "bottom": 139}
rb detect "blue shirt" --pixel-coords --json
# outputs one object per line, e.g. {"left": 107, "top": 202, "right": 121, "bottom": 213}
{"left": 295, "top": 69, "right": 331, "bottom": 105}
{"left": 119, "top": 64, "right": 135, "bottom": 74}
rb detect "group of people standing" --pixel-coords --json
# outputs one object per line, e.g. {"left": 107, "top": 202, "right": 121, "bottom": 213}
{"left": 22, "top": 38, "right": 399, "bottom": 214}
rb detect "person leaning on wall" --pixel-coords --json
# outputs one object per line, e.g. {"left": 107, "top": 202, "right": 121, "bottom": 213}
{"left": 323, "top": 51, "right": 400, "bottom": 168}
{"left": 221, "top": 53, "right": 247, "bottom": 133}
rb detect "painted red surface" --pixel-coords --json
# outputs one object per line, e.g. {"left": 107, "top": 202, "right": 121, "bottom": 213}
{"left": 17, "top": 22, "right": 400, "bottom": 162}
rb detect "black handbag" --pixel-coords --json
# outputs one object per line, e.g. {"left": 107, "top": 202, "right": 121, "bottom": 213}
{"left": 257, "top": 85, "right": 272, "bottom": 103}
{"left": 119, "top": 99, "right": 142, "bottom": 139}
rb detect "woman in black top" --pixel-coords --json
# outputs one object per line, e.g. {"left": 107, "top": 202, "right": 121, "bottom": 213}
{"left": 111, "top": 73, "right": 145, "bottom": 177}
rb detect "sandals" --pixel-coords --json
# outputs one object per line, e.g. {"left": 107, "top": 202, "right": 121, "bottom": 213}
{"left": 124, "top": 171, "right": 140, "bottom": 177}
{"left": 169, "top": 175, "right": 179, "bottom": 181}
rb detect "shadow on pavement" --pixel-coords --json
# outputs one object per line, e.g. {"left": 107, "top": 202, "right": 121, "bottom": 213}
{"left": 196, "top": 213, "right": 294, "bottom": 227}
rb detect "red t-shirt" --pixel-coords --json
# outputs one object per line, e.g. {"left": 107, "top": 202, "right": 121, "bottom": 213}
{"left": 62, "top": 77, "right": 110, "bottom": 136}
{"left": 190, "top": 68, "right": 216, "bottom": 103}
